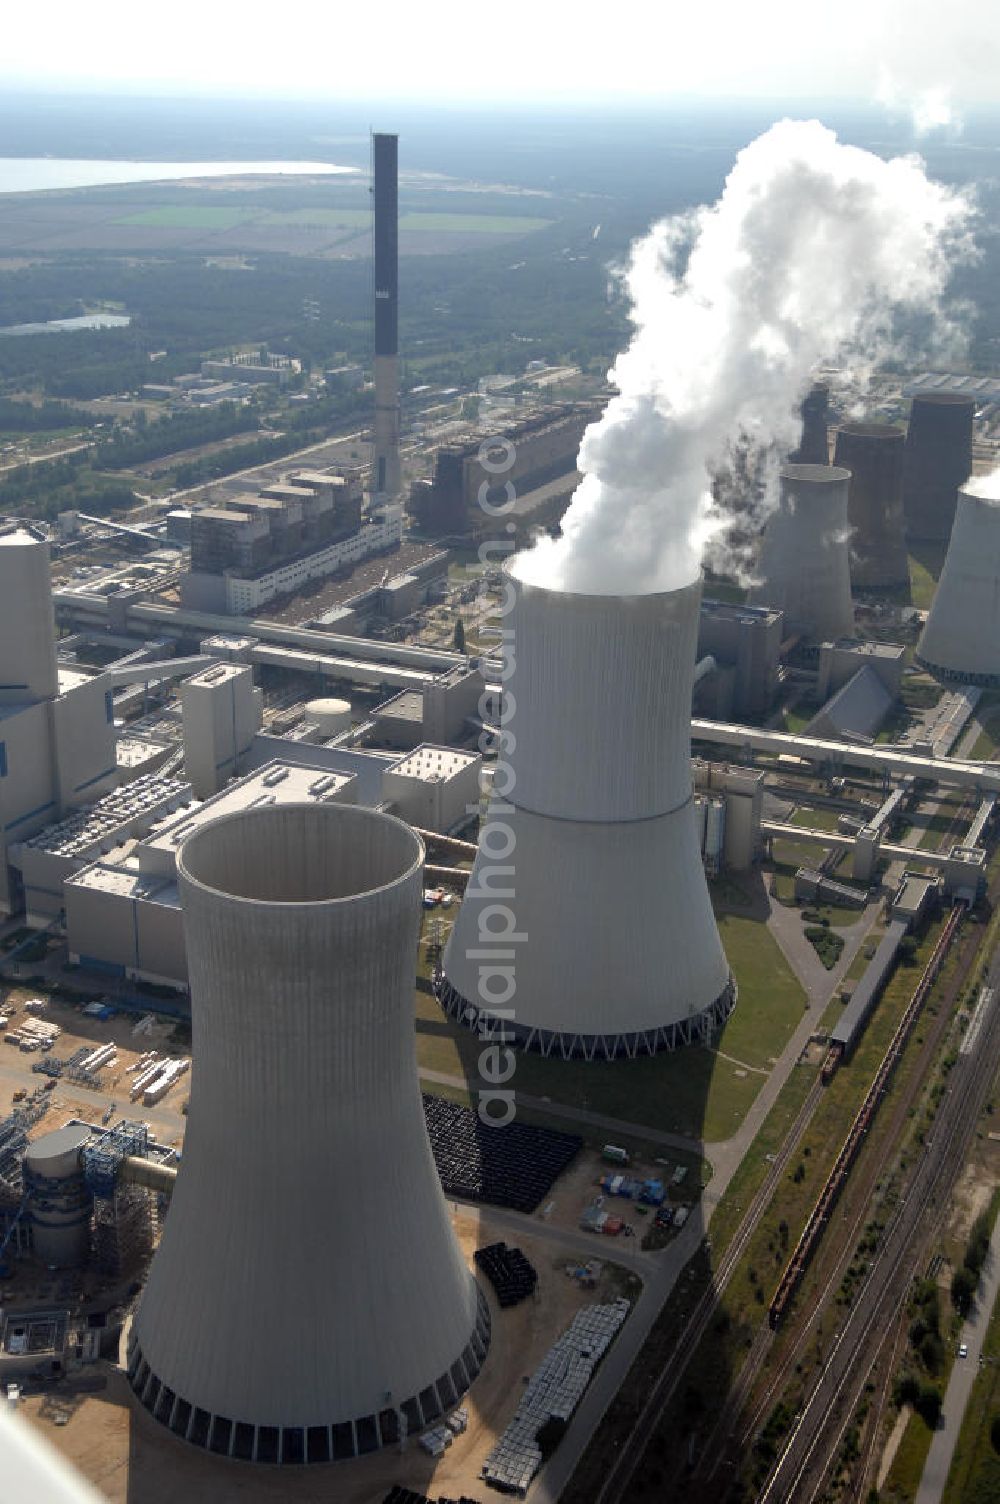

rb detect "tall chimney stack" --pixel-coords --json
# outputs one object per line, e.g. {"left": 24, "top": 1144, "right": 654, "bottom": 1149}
{"left": 372, "top": 132, "right": 401, "bottom": 498}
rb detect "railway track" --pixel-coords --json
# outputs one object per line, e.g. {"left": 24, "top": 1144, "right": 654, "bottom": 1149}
{"left": 757, "top": 952, "right": 1000, "bottom": 1502}
{"left": 590, "top": 1074, "right": 825, "bottom": 1504}
{"left": 688, "top": 905, "right": 969, "bottom": 1496}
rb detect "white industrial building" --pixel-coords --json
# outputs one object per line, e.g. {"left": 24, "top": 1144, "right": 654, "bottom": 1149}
{"left": 128, "top": 803, "right": 488, "bottom": 1463}
{"left": 917, "top": 485, "right": 1000, "bottom": 686}
{"left": 224, "top": 506, "right": 403, "bottom": 614}
{"left": 179, "top": 662, "right": 262, "bottom": 798}
{"left": 439, "top": 558, "right": 734, "bottom": 1058}
{"left": 382, "top": 744, "right": 480, "bottom": 833}
{"left": 0, "top": 528, "right": 119, "bottom": 917}
{"left": 751, "top": 464, "right": 854, "bottom": 642}
{"left": 63, "top": 762, "right": 357, "bottom": 989}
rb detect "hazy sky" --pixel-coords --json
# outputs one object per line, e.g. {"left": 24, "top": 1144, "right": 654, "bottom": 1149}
{"left": 2, "top": 0, "right": 997, "bottom": 115}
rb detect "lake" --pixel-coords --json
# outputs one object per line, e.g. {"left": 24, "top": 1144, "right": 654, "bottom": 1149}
{"left": 0, "top": 158, "right": 356, "bottom": 196}
{"left": 0, "top": 313, "right": 132, "bottom": 337}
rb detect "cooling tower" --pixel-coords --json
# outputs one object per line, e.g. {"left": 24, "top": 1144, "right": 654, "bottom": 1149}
{"left": 902, "top": 392, "right": 975, "bottom": 542}
{"left": 832, "top": 422, "right": 909, "bottom": 590}
{"left": 128, "top": 804, "right": 488, "bottom": 1465}
{"left": 791, "top": 383, "right": 831, "bottom": 465}
{"left": 751, "top": 463, "right": 854, "bottom": 641}
{"left": 916, "top": 485, "right": 1000, "bottom": 685}
{"left": 437, "top": 560, "right": 734, "bottom": 1059}
{"left": 0, "top": 527, "right": 58, "bottom": 706}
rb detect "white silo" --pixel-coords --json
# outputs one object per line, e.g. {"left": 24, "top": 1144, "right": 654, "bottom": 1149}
{"left": 128, "top": 803, "right": 487, "bottom": 1464}
{"left": 23, "top": 1124, "right": 93, "bottom": 1269}
{"left": 751, "top": 464, "right": 854, "bottom": 641}
{"left": 916, "top": 484, "right": 1000, "bottom": 685}
{"left": 437, "top": 558, "right": 734, "bottom": 1058}
{"left": 0, "top": 527, "right": 58, "bottom": 706}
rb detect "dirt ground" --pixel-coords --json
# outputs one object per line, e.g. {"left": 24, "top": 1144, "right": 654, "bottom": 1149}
{"left": 0, "top": 985, "right": 189, "bottom": 1149}
{"left": 19, "top": 1206, "right": 639, "bottom": 1504}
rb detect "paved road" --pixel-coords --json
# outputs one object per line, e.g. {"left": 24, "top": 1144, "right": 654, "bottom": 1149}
{"left": 916, "top": 1217, "right": 1000, "bottom": 1504}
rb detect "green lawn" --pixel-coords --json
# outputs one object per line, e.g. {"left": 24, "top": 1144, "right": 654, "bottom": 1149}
{"left": 790, "top": 805, "right": 843, "bottom": 833}
{"left": 909, "top": 544, "right": 948, "bottom": 611}
{"left": 414, "top": 911, "right": 806, "bottom": 1145}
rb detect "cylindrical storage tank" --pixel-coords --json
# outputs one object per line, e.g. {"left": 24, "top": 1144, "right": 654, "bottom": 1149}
{"left": 439, "top": 557, "right": 734, "bottom": 1058}
{"left": 24, "top": 1124, "right": 93, "bottom": 1269}
{"left": 791, "top": 383, "right": 831, "bottom": 465}
{"left": 833, "top": 422, "right": 909, "bottom": 590}
{"left": 0, "top": 529, "right": 58, "bottom": 706}
{"left": 751, "top": 464, "right": 854, "bottom": 641}
{"left": 916, "top": 486, "right": 1000, "bottom": 685}
{"left": 704, "top": 798, "right": 726, "bottom": 876}
{"left": 304, "top": 696, "right": 352, "bottom": 738}
{"left": 693, "top": 794, "right": 708, "bottom": 854}
{"left": 128, "top": 804, "right": 488, "bottom": 1464}
{"left": 903, "top": 392, "right": 975, "bottom": 542}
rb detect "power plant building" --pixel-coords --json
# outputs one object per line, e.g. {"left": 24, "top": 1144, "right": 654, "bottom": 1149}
{"left": 128, "top": 804, "right": 488, "bottom": 1463}
{"left": 409, "top": 405, "right": 594, "bottom": 535}
{"left": 751, "top": 464, "right": 854, "bottom": 643}
{"left": 696, "top": 599, "right": 782, "bottom": 720}
{"left": 179, "top": 663, "right": 262, "bottom": 799}
{"left": 832, "top": 422, "right": 909, "bottom": 590}
{"left": 0, "top": 528, "right": 118, "bottom": 917}
{"left": 902, "top": 392, "right": 975, "bottom": 543}
{"left": 180, "top": 474, "right": 400, "bottom": 615}
{"left": 916, "top": 486, "right": 1000, "bottom": 685}
{"left": 438, "top": 559, "right": 734, "bottom": 1058}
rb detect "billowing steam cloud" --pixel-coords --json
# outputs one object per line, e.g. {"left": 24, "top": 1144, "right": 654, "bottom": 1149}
{"left": 518, "top": 119, "right": 975, "bottom": 597}
{"left": 964, "top": 468, "right": 1000, "bottom": 502}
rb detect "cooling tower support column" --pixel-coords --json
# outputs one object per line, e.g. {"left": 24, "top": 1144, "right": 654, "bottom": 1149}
{"left": 372, "top": 132, "right": 401, "bottom": 499}
{"left": 127, "top": 804, "right": 488, "bottom": 1465}
{"left": 438, "top": 561, "right": 734, "bottom": 1060}
{"left": 916, "top": 485, "right": 1000, "bottom": 686}
{"left": 751, "top": 464, "right": 854, "bottom": 641}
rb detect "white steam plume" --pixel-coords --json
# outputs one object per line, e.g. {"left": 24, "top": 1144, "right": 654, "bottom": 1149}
{"left": 963, "top": 469, "right": 1000, "bottom": 502}
{"left": 519, "top": 119, "right": 975, "bottom": 597}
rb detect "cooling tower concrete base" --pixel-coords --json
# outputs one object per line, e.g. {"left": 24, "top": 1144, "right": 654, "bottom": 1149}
{"left": 128, "top": 804, "right": 488, "bottom": 1465}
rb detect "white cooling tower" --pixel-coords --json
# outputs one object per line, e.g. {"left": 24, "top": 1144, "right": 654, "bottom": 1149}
{"left": 0, "top": 528, "right": 58, "bottom": 706}
{"left": 916, "top": 486, "right": 1000, "bottom": 685}
{"left": 437, "top": 560, "right": 734, "bottom": 1059}
{"left": 128, "top": 804, "right": 488, "bottom": 1465}
{"left": 751, "top": 463, "right": 854, "bottom": 641}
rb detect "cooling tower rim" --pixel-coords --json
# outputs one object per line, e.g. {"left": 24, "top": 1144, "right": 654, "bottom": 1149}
{"left": 780, "top": 463, "right": 851, "bottom": 484}
{"left": 909, "top": 391, "right": 977, "bottom": 408}
{"left": 506, "top": 551, "right": 701, "bottom": 601}
{"left": 957, "top": 482, "right": 1000, "bottom": 509}
{"left": 835, "top": 421, "right": 905, "bottom": 440}
{"left": 177, "top": 802, "right": 424, "bottom": 909}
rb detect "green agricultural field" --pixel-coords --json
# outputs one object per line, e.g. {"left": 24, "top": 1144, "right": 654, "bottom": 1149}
{"left": 413, "top": 910, "right": 806, "bottom": 1145}
{"left": 118, "top": 206, "right": 257, "bottom": 229}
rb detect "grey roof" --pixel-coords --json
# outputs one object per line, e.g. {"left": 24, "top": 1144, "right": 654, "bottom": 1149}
{"left": 831, "top": 918, "right": 908, "bottom": 1051}
{"left": 808, "top": 664, "right": 893, "bottom": 742}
